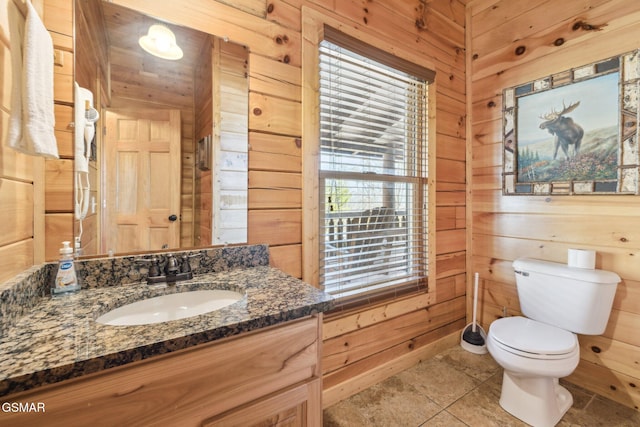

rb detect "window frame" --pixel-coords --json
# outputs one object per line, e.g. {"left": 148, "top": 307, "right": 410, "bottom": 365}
{"left": 301, "top": 12, "right": 437, "bottom": 309}
{"left": 318, "top": 36, "right": 430, "bottom": 301}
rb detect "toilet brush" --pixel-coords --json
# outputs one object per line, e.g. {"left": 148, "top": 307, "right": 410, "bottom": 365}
{"left": 461, "top": 272, "right": 488, "bottom": 354}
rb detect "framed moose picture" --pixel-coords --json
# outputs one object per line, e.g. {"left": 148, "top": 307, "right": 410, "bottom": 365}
{"left": 502, "top": 49, "right": 640, "bottom": 195}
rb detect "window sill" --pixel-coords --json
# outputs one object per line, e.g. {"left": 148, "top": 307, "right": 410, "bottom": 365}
{"left": 324, "top": 278, "right": 428, "bottom": 318}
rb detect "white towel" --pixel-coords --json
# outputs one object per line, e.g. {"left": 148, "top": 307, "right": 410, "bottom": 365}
{"left": 7, "top": 0, "right": 59, "bottom": 158}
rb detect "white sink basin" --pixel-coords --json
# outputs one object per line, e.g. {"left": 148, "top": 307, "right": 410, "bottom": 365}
{"left": 95, "top": 289, "right": 243, "bottom": 326}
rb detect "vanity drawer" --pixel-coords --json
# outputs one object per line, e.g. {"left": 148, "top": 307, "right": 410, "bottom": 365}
{"left": 2, "top": 315, "right": 322, "bottom": 427}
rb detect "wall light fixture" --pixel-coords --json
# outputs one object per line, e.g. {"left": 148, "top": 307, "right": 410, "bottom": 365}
{"left": 138, "top": 24, "right": 183, "bottom": 60}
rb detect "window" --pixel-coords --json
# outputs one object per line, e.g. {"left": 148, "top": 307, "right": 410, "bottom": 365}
{"left": 318, "top": 28, "right": 433, "bottom": 301}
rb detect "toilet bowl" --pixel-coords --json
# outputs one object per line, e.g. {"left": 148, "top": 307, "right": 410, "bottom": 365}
{"left": 487, "top": 316, "right": 580, "bottom": 427}
{"left": 487, "top": 257, "right": 619, "bottom": 427}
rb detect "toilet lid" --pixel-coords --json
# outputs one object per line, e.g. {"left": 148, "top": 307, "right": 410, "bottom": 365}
{"left": 490, "top": 316, "right": 577, "bottom": 356}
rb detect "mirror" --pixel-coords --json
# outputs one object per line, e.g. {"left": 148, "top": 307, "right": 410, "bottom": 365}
{"left": 74, "top": 0, "right": 249, "bottom": 258}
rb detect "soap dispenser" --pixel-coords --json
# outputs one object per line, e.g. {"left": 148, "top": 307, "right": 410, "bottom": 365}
{"left": 52, "top": 241, "right": 80, "bottom": 295}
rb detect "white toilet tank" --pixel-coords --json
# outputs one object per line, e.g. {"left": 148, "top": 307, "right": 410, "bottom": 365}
{"left": 513, "top": 257, "right": 620, "bottom": 335}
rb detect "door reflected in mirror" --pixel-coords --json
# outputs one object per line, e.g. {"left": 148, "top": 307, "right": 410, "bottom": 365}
{"left": 74, "top": 0, "right": 248, "bottom": 258}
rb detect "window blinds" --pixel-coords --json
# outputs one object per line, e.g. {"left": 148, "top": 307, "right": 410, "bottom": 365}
{"left": 319, "top": 30, "right": 430, "bottom": 301}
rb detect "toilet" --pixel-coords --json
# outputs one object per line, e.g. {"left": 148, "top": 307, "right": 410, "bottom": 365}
{"left": 487, "top": 257, "right": 620, "bottom": 427}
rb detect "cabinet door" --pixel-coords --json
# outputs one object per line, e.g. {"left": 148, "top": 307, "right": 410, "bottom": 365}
{"left": 203, "top": 379, "right": 322, "bottom": 427}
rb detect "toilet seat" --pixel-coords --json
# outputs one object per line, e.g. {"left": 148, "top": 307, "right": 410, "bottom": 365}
{"left": 490, "top": 316, "right": 578, "bottom": 360}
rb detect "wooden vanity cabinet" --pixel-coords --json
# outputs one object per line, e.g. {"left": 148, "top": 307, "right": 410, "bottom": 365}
{"left": 2, "top": 315, "right": 323, "bottom": 427}
{"left": 203, "top": 379, "right": 321, "bottom": 426}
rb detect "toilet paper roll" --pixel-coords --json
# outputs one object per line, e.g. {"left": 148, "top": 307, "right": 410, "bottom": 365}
{"left": 568, "top": 248, "right": 596, "bottom": 269}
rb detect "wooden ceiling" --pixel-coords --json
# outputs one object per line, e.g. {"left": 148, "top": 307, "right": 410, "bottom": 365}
{"left": 100, "top": 2, "right": 210, "bottom": 70}
{"left": 84, "top": 1, "right": 213, "bottom": 109}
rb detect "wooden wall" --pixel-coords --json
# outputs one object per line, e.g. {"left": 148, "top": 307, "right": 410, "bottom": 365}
{"left": 194, "top": 38, "right": 249, "bottom": 246}
{"left": 42, "top": 0, "right": 75, "bottom": 261}
{"left": 1, "top": 0, "right": 70, "bottom": 277}
{"left": 5, "top": 0, "right": 93, "bottom": 262}
{"left": 84, "top": 0, "right": 469, "bottom": 406}
{"left": 0, "top": 0, "right": 39, "bottom": 282}
{"left": 194, "top": 37, "right": 214, "bottom": 247}
{"left": 5, "top": 0, "right": 468, "bottom": 408}
{"left": 211, "top": 40, "right": 249, "bottom": 245}
{"left": 74, "top": 0, "right": 104, "bottom": 257}
{"left": 301, "top": 0, "right": 468, "bottom": 406}
{"left": 6, "top": 0, "right": 640, "bottom": 414}
{"left": 468, "top": 0, "right": 640, "bottom": 411}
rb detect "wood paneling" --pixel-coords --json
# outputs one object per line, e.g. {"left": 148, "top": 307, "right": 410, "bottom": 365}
{"left": 44, "top": 213, "right": 74, "bottom": 257}
{"left": 53, "top": 104, "right": 73, "bottom": 157}
{"left": 194, "top": 37, "right": 214, "bottom": 247}
{"left": 44, "top": 159, "right": 73, "bottom": 212}
{"left": 268, "top": 244, "right": 302, "bottom": 277}
{"left": 249, "top": 53, "right": 301, "bottom": 102}
{"left": 248, "top": 209, "right": 302, "bottom": 246}
{"left": 43, "top": 0, "right": 72, "bottom": 36}
{"left": 1, "top": 0, "right": 49, "bottom": 269}
{"left": 72, "top": 0, "right": 103, "bottom": 259}
{"left": 53, "top": 67, "right": 73, "bottom": 103}
{"left": 0, "top": 240, "right": 34, "bottom": 284}
{"left": 300, "top": 1, "right": 467, "bottom": 406}
{"left": 323, "top": 299, "right": 464, "bottom": 373}
{"left": 4, "top": 0, "right": 468, "bottom": 413}
{"left": 248, "top": 132, "right": 301, "bottom": 173}
{"left": 249, "top": 92, "right": 302, "bottom": 136}
{"left": 9, "top": 0, "right": 637, "bottom": 416}
{"left": 112, "top": 0, "right": 301, "bottom": 66}
{"left": 322, "top": 321, "right": 463, "bottom": 408}
{"left": 213, "top": 40, "right": 249, "bottom": 245}
{"left": 469, "top": 0, "right": 640, "bottom": 411}
{"left": 322, "top": 293, "right": 435, "bottom": 341}
{"left": 0, "top": 179, "right": 34, "bottom": 247}
{"left": 0, "top": 114, "right": 34, "bottom": 180}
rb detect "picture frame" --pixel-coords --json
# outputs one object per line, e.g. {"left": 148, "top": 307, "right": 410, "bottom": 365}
{"left": 502, "top": 49, "right": 640, "bottom": 195}
{"left": 198, "top": 135, "right": 212, "bottom": 171}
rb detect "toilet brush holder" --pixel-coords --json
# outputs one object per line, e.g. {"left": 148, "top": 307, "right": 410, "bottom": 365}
{"left": 461, "top": 322, "right": 487, "bottom": 354}
{"left": 460, "top": 272, "right": 488, "bottom": 354}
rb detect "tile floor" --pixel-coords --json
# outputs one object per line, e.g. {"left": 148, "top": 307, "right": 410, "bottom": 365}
{"left": 323, "top": 345, "right": 640, "bottom": 426}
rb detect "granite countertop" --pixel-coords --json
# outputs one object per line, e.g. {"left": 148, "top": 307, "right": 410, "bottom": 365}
{"left": 0, "top": 266, "right": 333, "bottom": 397}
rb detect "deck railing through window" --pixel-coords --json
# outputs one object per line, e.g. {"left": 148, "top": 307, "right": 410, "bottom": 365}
{"left": 318, "top": 29, "right": 431, "bottom": 301}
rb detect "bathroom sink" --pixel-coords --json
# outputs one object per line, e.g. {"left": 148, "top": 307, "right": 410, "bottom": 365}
{"left": 95, "top": 289, "right": 243, "bottom": 326}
